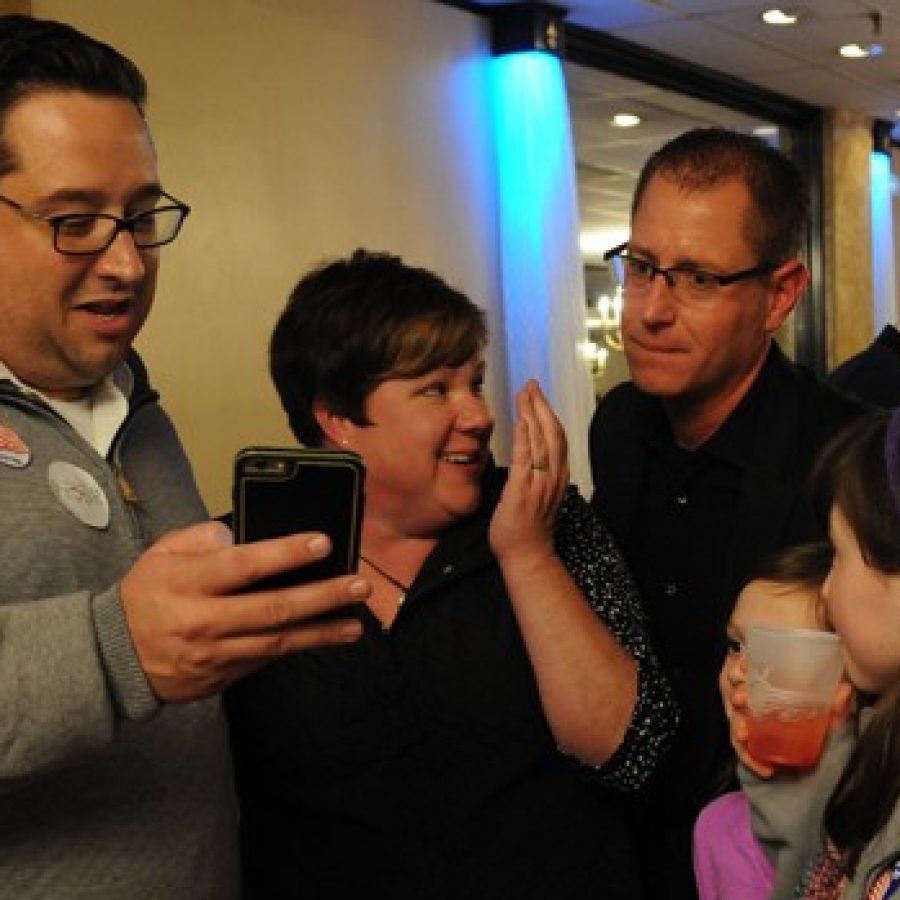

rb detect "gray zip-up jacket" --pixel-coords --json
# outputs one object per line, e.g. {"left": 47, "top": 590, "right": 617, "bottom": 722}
{"left": 742, "top": 707, "right": 900, "bottom": 899}
{"left": 0, "top": 353, "right": 238, "bottom": 899}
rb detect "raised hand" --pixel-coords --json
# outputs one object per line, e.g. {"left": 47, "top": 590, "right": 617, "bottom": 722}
{"left": 719, "top": 649, "right": 775, "bottom": 777}
{"left": 489, "top": 380, "right": 569, "bottom": 565}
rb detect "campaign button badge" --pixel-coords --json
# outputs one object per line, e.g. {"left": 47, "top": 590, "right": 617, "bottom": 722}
{"left": 48, "top": 461, "right": 110, "bottom": 529}
{"left": 0, "top": 424, "right": 31, "bottom": 468}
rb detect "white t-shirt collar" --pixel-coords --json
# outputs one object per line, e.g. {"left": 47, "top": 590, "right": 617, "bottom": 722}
{"left": 0, "top": 360, "right": 133, "bottom": 457}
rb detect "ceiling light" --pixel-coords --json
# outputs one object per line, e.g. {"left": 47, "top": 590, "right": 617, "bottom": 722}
{"left": 839, "top": 42, "right": 884, "bottom": 59}
{"left": 839, "top": 43, "right": 866, "bottom": 58}
{"left": 761, "top": 9, "right": 799, "bottom": 26}
{"left": 839, "top": 11, "right": 886, "bottom": 60}
{"left": 612, "top": 112, "right": 641, "bottom": 128}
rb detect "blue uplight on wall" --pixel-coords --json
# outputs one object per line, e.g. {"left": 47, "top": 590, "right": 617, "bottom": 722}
{"left": 489, "top": 41, "right": 594, "bottom": 491}
{"left": 491, "top": 50, "right": 570, "bottom": 386}
{"left": 870, "top": 148, "right": 896, "bottom": 331}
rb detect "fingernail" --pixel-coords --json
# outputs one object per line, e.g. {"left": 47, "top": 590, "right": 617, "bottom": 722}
{"left": 339, "top": 621, "right": 363, "bottom": 641}
{"left": 349, "top": 578, "right": 370, "bottom": 598}
{"left": 307, "top": 534, "right": 329, "bottom": 556}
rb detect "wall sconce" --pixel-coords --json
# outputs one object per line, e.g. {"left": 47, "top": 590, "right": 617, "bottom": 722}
{"left": 491, "top": 2, "right": 566, "bottom": 57}
{"left": 579, "top": 339, "right": 609, "bottom": 375}
{"left": 595, "top": 287, "right": 623, "bottom": 351}
{"left": 582, "top": 286, "right": 623, "bottom": 376}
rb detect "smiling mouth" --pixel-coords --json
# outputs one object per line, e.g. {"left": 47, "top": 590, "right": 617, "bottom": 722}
{"left": 76, "top": 300, "right": 133, "bottom": 318}
{"left": 441, "top": 451, "right": 483, "bottom": 465}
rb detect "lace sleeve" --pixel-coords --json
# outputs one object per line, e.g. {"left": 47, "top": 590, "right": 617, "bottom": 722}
{"left": 554, "top": 487, "right": 678, "bottom": 791}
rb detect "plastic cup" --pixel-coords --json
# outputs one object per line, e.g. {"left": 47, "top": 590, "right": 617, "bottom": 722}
{"left": 745, "top": 625, "right": 844, "bottom": 768}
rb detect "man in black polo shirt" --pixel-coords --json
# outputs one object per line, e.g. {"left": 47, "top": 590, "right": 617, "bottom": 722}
{"left": 588, "top": 128, "right": 864, "bottom": 898}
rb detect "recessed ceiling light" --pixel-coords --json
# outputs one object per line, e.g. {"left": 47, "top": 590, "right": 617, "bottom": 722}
{"left": 612, "top": 112, "right": 641, "bottom": 128}
{"left": 761, "top": 9, "right": 800, "bottom": 26}
{"left": 839, "top": 42, "right": 884, "bottom": 59}
{"left": 840, "top": 43, "right": 866, "bottom": 58}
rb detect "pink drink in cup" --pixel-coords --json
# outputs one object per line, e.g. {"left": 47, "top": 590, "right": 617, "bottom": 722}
{"left": 745, "top": 625, "right": 844, "bottom": 768}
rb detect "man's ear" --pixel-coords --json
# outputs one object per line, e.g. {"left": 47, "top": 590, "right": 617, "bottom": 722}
{"left": 313, "top": 402, "right": 352, "bottom": 448}
{"left": 764, "top": 259, "right": 809, "bottom": 334}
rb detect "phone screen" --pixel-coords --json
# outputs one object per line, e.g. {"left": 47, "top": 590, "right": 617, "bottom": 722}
{"left": 233, "top": 447, "right": 364, "bottom": 591}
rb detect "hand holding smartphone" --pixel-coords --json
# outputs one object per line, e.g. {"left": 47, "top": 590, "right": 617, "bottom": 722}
{"left": 233, "top": 447, "right": 364, "bottom": 591}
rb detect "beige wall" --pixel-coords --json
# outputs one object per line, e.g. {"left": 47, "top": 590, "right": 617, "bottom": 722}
{"left": 823, "top": 108, "right": 876, "bottom": 366}
{"left": 35, "top": 0, "right": 505, "bottom": 513}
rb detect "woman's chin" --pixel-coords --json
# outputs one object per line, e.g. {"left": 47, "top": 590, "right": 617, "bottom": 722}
{"left": 432, "top": 484, "right": 483, "bottom": 527}
{"left": 453, "top": 485, "right": 483, "bottom": 518}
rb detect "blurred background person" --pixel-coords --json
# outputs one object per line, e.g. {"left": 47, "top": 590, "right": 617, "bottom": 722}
{"left": 827, "top": 324, "right": 900, "bottom": 409}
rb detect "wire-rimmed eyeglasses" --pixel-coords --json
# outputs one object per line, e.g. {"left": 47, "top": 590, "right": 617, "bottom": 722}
{"left": 0, "top": 190, "right": 191, "bottom": 255}
{"left": 604, "top": 241, "right": 777, "bottom": 303}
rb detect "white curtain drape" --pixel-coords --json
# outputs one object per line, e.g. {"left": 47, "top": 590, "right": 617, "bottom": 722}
{"left": 870, "top": 150, "right": 898, "bottom": 331}
{"left": 490, "top": 50, "right": 594, "bottom": 494}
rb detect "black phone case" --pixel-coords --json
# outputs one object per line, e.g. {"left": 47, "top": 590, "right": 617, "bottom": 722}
{"left": 233, "top": 447, "right": 364, "bottom": 591}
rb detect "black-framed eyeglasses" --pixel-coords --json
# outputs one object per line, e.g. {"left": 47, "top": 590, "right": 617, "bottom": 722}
{"left": 604, "top": 241, "right": 777, "bottom": 303}
{"left": 0, "top": 190, "right": 191, "bottom": 255}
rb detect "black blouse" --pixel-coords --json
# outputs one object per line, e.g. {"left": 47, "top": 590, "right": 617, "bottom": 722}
{"left": 226, "top": 469, "right": 675, "bottom": 899}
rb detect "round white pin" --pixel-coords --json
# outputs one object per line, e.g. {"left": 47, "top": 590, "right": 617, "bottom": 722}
{"left": 48, "top": 461, "right": 111, "bottom": 529}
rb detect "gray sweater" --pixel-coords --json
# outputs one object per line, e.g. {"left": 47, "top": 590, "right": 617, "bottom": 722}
{"left": 740, "top": 716, "right": 855, "bottom": 899}
{"left": 742, "top": 707, "right": 900, "bottom": 899}
{"left": 0, "top": 356, "right": 239, "bottom": 899}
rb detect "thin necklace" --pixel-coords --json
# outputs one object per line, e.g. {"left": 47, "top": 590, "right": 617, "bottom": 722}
{"left": 360, "top": 554, "right": 410, "bottom": 610}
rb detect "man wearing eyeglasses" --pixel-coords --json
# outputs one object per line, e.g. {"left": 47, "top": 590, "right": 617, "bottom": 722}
{"left": 588, "top": 128, "right": 864, "bottom": 898}
{"left": 0, "top": 15, "right": 366, "bottom": 899}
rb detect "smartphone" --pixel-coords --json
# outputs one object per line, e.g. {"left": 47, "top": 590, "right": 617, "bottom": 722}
{"left": 233, "top": 447, "right": 364, "bottom": 591}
